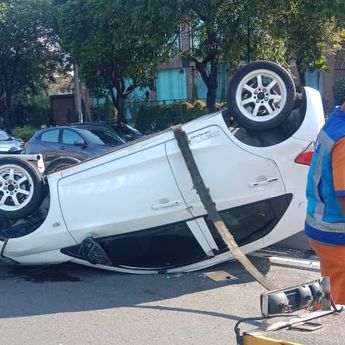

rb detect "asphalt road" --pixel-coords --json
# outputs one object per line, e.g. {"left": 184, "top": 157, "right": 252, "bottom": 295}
{"left": 0, "top": 249, "right": 320, "bottom": 345}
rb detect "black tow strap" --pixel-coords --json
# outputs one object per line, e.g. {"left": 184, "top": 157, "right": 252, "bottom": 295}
{"left": 172, "top": 124, "right": 277, "bottom": 291}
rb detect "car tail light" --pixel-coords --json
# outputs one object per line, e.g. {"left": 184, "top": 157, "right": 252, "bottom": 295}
{"left": 295, "top": 142, "right": 314, "bottom": 165}
{"left": 260, "top": 277, "right": 331, "bottom": 318}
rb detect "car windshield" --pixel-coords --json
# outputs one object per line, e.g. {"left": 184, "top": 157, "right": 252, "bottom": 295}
{"left": 78, "top": 128, "right": 124, "bottom": 146}
{"left": 111, "top": 124, "right": 143, "bottom": 140}
{"left": 0, "top": 130, "right": 11, "bottom": 141}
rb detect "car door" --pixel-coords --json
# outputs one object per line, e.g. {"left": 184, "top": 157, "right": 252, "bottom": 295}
{"left": 35, "top": 128, "right": 62, "bottom": 164}
{"left": 60, "top": 129, "right": 89, "bottom": 160}
{"left": 166, "top": 123, "right": 289, "bottom": 250}
{"left": 58, "top": 139, "right": 215, "bottom": 271}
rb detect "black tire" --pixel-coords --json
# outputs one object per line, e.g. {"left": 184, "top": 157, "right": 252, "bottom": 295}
{"left": 227, "top": 61, "right": 296, "bottom": 131}
{"left": 44, "top": 157, "right": 81, "bottom": 175}
{"left": 0, "top": 157, "right": 44, "bottom": 219}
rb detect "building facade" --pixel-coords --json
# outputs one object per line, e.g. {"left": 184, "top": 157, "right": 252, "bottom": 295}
{"left": 89, "top": 25, "right": 345, "bottom": 120}
{"left": 134, "top": 26, "right": 345, "bottom": 115}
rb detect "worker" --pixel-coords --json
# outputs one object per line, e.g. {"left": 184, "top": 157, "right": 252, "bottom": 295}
{"left": 305, "top": 100, "right": 345, "bottom": 305}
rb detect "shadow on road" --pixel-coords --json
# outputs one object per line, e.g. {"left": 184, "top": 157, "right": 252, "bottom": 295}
{"left": 0, "top": 255, "right": 270, "bottom": 319}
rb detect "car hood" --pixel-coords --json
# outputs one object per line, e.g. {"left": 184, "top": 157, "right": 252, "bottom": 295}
{"left": 0, "top": 139, "right": 23, "bottom": 151}
{"left": 90, "top": 144, "right": 117, "bottom": 153}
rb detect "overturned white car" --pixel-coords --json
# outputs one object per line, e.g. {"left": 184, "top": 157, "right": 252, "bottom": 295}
{"left": 0, "top": 61, "right": 324, "bottom": 273}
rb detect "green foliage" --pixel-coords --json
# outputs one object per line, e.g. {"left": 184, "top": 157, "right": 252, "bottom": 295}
{"left": 49, "top": 0, "right": 345, "bottom": 124}
{"left": 0, "top": 3, "right": 7, "bottom": 22}
{"left": 171, "top": 0, "right": 345, "bottom": 111}
{"left": 52, "top": 0, "right": 180, "bottom": 121}
{"left": 264, "top": 1, "right": 345, "bottom": 82}
{"left": 216, "top": 101, "right": 226, "bottom": 111}
{"left": 135, "top": 102, "right": 208, "bottom": 133}
{"left": 182, "top": 101, "right": 194, "bottom": 110}
{"left": 103, "top": 101, "right": 117, "bottom": 121}
{"left": 48, "top": 73, "right": 73, "bottom": 95}
{"left": 12, "top": 126, "right": 37, "bottom": 142}
{"left": 89, "top": 99, "right": 122, "bottom": 122}
{"left": 0, "top": 0, "right": 62, "bottom": 130}
{"left": 192, "top": 100, "right": 206, "bottom": 110}
{"left": 9, "top": 92, "right": 52, "bottom": 128}
{"left": 333, "top": 79, "right": 345, "bottom": 105}
{"left": 177, "top": 0, "right": 252, "bottom": 111}
{"left": 134, "top": 99, "right": 226, "bottom": 133}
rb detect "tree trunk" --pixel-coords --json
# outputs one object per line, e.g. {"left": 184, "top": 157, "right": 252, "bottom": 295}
{"left": 0, "top": 87, "right": 13, "bottom": 132}
{"left": 206, "top": 62, "right": 218, "bottom": 113}
{"left": 195, "top": 59, "right": 218, "bottom": 113}
{"left": 0, "top": 96, "right": 11, "bottom": 132}
{"left": 116, "top": 92, "right": 125, "bottom": 123}
{"left": 108, "top": 86, "right": 118, "bottom": 120}
{"left": 295, "top": 60, "right": 306, "bottom": 86}
{"left": 109, "top": 79, "right": 127, "bottom": 123}
{"left": 3, "top": 109, "right": 11, "bottom": 133}
{"left": 96, "top": 97, "right": 101, "bottom": 121}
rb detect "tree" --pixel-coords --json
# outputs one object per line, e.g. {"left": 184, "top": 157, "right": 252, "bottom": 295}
{"left": 173, "top": 0, "right": 345, "bottom": 112}
{"left": 174, "top": 0, "right": 296, "bottom": 112}
{"left": 0, "top": 0, "right": 61, "bottom": 131}
{"left": 266, "top": 0, "right": 345, "bottom": 85}
{"left": 52, "top": 0, "right": 180, "bottom": 123}
{"left": 176, "top": 0, "right": 244, "bottom": 112}
{"left": 52, "top": 0, "right": 345, "bottom": 118}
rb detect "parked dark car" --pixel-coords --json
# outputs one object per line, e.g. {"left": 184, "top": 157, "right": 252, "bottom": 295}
{"left": 66, "top": 123, "right": 127, "bottom": 146}
{"left": 0, "top": 129, "right": 24, "bottom": 154}
{"left": 23, "top": 126, "right": 125, "bottom": 174}
{"left": 66, "top": 121, "right": 143, "bottom": 142}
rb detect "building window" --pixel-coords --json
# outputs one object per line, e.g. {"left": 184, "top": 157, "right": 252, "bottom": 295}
{"left": 170, "top": 29, "right": 181, "bottom": 52}
{"left": 156, "top": 68, "right": 187, "bottom": 102}
{"left": 305, "top": 70, "right": 324, "bottom": 94}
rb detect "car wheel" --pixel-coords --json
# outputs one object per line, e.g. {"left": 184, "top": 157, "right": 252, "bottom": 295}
{"left": 44, "top": 157, "right": 81, "bottom": 175}
{"left": 227, "top": 61, "right": 296, "bottom": 131}
{"left": 0, "top": 157, "right": 44, "bottom": 219}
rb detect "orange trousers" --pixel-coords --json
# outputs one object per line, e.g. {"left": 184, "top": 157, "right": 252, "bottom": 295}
{"left": 310, "top": 239, "right": 345, "bottom": 304}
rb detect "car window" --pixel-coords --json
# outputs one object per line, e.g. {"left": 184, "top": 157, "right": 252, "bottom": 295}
{"left": 62, "top": 221, "right": 209, "bottom": 269}
{"left": 73, "top": 128, "right": 119, "bottom": 145}
{"left": 205, "top": 194, "right": 292, "bottom": 249}
{"left": 86, "top": 128, "right": 124, "bottom": 146}
{"left": 0, "top": 130, "right": 11, "bottom": 141}
{"left": 40, "top": 129, "right": 60, "bottom": 143}
{"left": 62, "top": 129, "right": 84, "bottom": 145}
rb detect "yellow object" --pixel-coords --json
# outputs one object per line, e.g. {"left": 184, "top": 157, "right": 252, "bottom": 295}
{"left": 243, "top": 334, "right": 303, "bottom": 345}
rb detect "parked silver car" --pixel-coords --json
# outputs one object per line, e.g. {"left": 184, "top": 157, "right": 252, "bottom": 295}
{"left": 0, "top": 130, "right": 24, "bottom": 154}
